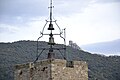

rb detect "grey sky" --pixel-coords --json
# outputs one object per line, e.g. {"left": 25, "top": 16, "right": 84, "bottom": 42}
{"left": 0, "top": 0, "right": 48, "bottom": 16}
{"left": 0, "top": 0, "right": 120, "bottom": 46}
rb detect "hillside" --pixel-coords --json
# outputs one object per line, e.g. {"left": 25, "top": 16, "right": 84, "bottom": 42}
{"left": 81, "top": 39, "right": 120, "bottom": 56}
{"left": 0, "top": 41, "right": 120, "bottom": 80}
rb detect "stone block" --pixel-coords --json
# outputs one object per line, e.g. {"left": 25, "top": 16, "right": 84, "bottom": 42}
{"left": 14, "top": 59, "right": 88, "bottom": 80}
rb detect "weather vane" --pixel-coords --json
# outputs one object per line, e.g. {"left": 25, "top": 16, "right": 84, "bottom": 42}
{"left": 34, "top": 0, "right": 66, "bottom": 62}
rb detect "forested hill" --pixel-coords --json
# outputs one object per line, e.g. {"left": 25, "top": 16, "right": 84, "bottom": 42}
{"left": 0, "top": 41, "right": 120, "bottom": 80}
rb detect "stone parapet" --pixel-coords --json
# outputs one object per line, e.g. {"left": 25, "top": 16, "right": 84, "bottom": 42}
{"left": 14, "top": 59, "right": 88, "bottom": 80}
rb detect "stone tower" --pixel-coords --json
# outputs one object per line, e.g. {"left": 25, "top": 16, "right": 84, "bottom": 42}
{"left": 14, "top": 59, "right": 88, "bottom": 80}
{"left": 14, "top": 0, "right": 88, "bottom": 80}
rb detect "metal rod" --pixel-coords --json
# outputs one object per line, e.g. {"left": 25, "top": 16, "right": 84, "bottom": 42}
{"left": 36, "top": 35, "right": 43, "bottom": 59}
{"left": 58, "top": 49, "right": 66, "bottom": 60}
{"left": 41, "top": 21, "right": 48, "bottom": 33}
{"left": 34, "top": 49, "right": 45, "bottom": 63}
{"left": 42, "top": 33, "right": 61, "bottom": 35}
{"left": 55, "top": 21, "right": 62, "bottom": 33}
{"left": 50, "top": 0, "right": 53, "bottom": 23}
{"left": 64, "top": 28, "right": 67, "bottom": 60}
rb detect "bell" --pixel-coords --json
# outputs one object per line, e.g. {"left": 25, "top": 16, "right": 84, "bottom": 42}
{"left": 48, "top": 51, "right": 55, "bottom": 59}
{"left": 48, "top": 23, "right": 54, "bottom": 30}
{"left": 48, "top": 36, "right": 55, "bottom": 45}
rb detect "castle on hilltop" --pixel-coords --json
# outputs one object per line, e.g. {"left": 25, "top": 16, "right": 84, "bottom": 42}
{"left": 69, "top": 40, "right": 81, "bottom": 50}
{"left": 14, "top": 0, "right": 88, "bottom": 80}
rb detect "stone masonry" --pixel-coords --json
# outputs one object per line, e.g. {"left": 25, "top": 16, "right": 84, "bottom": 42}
{"left": 14, "top": 59, "right": 88, "bottom": 80}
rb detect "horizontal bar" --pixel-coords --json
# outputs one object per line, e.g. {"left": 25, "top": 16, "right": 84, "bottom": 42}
{"left": 42, "top": 34, "right": 61, "bottom": 35}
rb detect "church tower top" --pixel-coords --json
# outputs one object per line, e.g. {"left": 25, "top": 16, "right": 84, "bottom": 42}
{"left": 34, "top": 0, "right": 66, "bottom": 62}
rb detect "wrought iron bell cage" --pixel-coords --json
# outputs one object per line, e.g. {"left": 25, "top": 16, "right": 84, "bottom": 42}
{"left": 34, "top": 0, "right": 66, "bottom": 63}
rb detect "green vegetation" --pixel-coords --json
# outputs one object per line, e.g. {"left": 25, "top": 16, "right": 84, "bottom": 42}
{"left": 0, "top": 40, "right": 120, "bottom": 80}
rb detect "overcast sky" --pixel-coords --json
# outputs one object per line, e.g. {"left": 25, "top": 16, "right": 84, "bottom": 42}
{"left": 0, "top": 0, "right": 120, "bottom": 45}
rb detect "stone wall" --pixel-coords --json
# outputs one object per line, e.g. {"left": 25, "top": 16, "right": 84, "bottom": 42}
{"left": 14, "top": 59, "right": 88, "bottom": 80}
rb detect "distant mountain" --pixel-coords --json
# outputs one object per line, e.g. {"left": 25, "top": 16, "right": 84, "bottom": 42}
{"left": 81, "top": 39, "right": 120, "bottom": 56}
{"left": 0, "top": 41, "right": 120, "bottom": 80}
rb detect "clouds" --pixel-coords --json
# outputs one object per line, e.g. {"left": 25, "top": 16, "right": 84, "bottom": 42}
{"left": 0, "top": 0, "right": 88, "bottom": 24}
{"left": 55, "top": 1, "right": 120, "bottom": 45}
{"left": 0, "top": 0, "right": 48, "bottom": 17}
{"left": 1, "top": 0, "right": 120, "bottom": 17}
{"left": 0, "top": 0, "right": 47, "bottom": 26}
{"left": 68, "top": 2, "right": 120, "bottom": 45}
{"left": 0, "top": 24, "right": 19, "bottom": 42}
{"left": 96, "top": 0, "right": 120, "bottom": 3}
{"left": 0, "top": 0, "right": 120, "bottom": 45}
{"left": 0, "top": 24, "right": 19, "bottom": 34}
{"left": 0, "top": 0, "right": 99, "bottom": 17}
{"left": 0, "top": 0, "right": 93, "bottom": 25}
{"left": 54, "top": 0, "right": 92, "bottom": 15}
